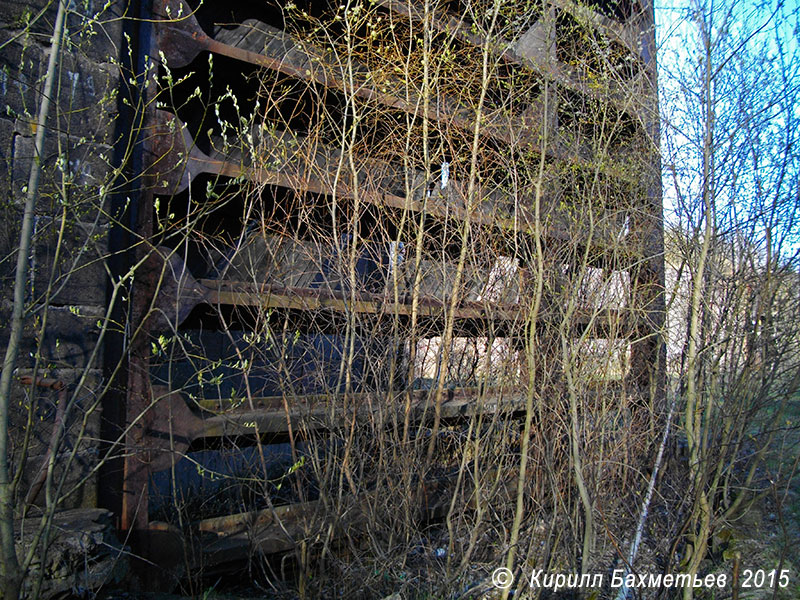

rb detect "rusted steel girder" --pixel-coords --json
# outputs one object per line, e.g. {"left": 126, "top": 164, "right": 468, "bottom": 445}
{"left": 624, "top": 0, "right": 666, "bottom": 409}
{"left": 195, "top": 278, "right": 627, "bottom": 335}
{"left": 153, "top": 0, "right": 647, "bottom": 181}
{"left": 373, "top": 0, "right": 653, "bottom": 118}
{"left": 153, "top": 0, "right": 544, "bottom": 149}
{"left": 149, "top": 111, "right": 632, "bottom": 260}
{"left": 143, "top": 385, "right": 528, "bottom": 471}
{"left": 143, "top": 252, "right": 628, "bottom": 336}
{"left": 121, "top": 30, "right": 160, "bottom": 534}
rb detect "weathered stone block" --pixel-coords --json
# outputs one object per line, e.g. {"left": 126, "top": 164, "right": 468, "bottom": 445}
{"left": 0, "top": 116, "right": 14, "bottom": 201}
{"left": 17, "top": 508, "right": 128, "bottom": 599}
{"left": 12, "top": 133, "right": 114, "bottom": 209}
{"left": 8, "top": 56, "right": 119, "bottom": 146}
{"left": 9, "top": 368, "right": 104, "bottom": 511}
{"left": 50, "top": 52, "right": 119, "bottom": 139}
{"left": 1, "top": 13, "right": 124, "bottom": 127}
{"left": 30, "top": 216, "right": 110, "bottom": 305}
{"left": 0, "top": 0, "right": 58, "bottom": 37}
{"left": 0, "top": 28, "right": 42, "bottom": 121}
{"left": 63, "top": 1, "right": 127, "bottom": 64}
{"left": 1, "top": 0, "right": 125, "bottom": 64}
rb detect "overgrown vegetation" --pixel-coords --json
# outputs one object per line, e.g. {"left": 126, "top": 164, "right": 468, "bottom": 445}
{"left": 148, "top": 0, "right": 663, "bottom": 596}
{"left": 0, "top": 0, "right": 798, "bottom": 599}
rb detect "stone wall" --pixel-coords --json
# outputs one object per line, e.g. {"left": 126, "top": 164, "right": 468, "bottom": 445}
{"left": 1, "top": 0, "right": 126, "bottom": 514}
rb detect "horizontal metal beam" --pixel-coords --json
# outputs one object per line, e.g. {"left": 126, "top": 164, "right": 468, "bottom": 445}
{"left": 155, "top": 1, "right": 524, "bottom": 143}
{"left": 155, "top": 0, "right": 644, "bottom": 182}
{"left": 150, "top": 112, "right": 633, "bottom": 265}
{"left": 374, "top": 0, "right": 653, "bottom": 119}
{"left": 199, "top": 279, "right": 523, "bottom": 321}
{"left": 193, "top": 279, "right": 626, "bottom": 335}
{"left": 143, "top": 386, "right": 528, "bottom": 472}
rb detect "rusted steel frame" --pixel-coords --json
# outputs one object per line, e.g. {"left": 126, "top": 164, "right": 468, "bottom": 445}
{"left": 154, "top": 1, "right": 522, "bottom": 143}
{"left": 193, "top": 279, "right": 625, "bottom": 332}
{"left": 151, "top": 112, "right": 631, "bottom": 261}
{"left": 148, "top": 249, "right": 628, "bottom": 332}
{"left": 148, "top": 381, "right": 635, "bottom": 464}
{"left": 193, "top": 385, "right": 518, "bottom": 413}
{"left": 199, "top": 278, "right": 521, "bottom": 321}
{"left": 143, "top": 386, "right": 528, "bottom": 472}
{"left": 156, "top": 0, "right": 426, "bottom": 116}
{"left": 152, "top": 6, "right": 639, "bottom": 257}
{"left": 374, "top": 0, "right": 651, "bottom": 117}
{"left": 148, "top": 111, "right": 242, "bottom": 195}
{"left": 122, "top": 20, "right": 160, "bottom": 533}
{"left": 148, "top": 244, "right": 626, "bottom": 332}
{"left": 199, "top": 14, "right": 638, "bottom": 192}
{"left": 154, "top": 0, "right": 643, "bottom": 174}
{"left": 624, "top": 0, "right": 665, "bottom": 406}
{"left": 121, "top": 260, "right": 155, "bottom": 531}
{"left": 549, "top": 0, "right": 646, "bottom": 62}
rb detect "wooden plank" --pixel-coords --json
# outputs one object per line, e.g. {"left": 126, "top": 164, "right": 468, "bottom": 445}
{"left": 200, "top": 500, "right": 326, "bottom": 562}
{"left": 192, "top": 469, "right": 516, "bottom": 564}
{"left": 144, "top": 470, "right": 516, "bottom": 567}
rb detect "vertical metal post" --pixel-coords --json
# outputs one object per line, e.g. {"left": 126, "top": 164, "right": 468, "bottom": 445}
{"left": 120, "top": 0, "right": 158, "bottom": 533}
{"left": 627, "top": 0, "right": 666, "bottom": 409}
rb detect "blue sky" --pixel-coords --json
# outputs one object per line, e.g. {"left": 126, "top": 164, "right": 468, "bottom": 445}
{"left": 654, "top": 0, "right": 800, "bottom": 254}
